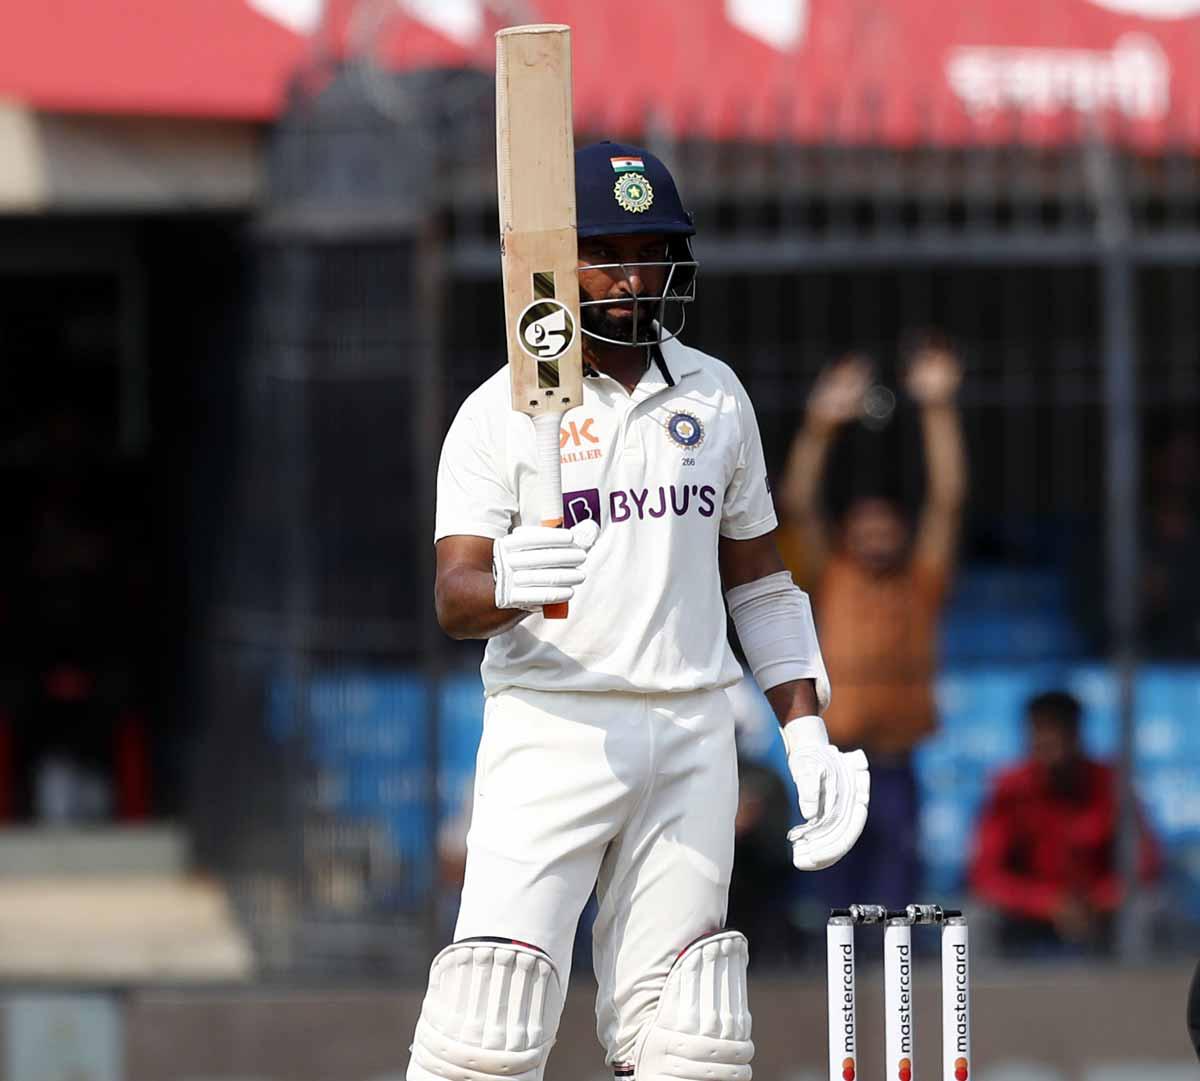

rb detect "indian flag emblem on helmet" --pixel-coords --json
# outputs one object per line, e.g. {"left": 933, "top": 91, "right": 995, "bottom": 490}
{"left": 614, "top": 173, "right": 654, "bottom": 214}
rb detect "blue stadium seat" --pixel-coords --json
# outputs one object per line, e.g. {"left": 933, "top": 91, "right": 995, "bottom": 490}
{"left": 267, "top": 667, "right": 486, "bottom": 910}
{"left": 939, "top": 566, "right": 1086, "bottom": 663}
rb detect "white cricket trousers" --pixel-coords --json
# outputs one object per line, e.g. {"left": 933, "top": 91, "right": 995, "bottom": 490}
{"left": 452, "top": 685, "right": 739, "bottom": 1067}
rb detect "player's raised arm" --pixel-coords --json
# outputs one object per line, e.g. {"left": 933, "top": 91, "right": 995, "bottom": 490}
{"left": 434, "top": 524, "right": 598, "bottom": 640}
{"left": 435, "top": 535, "right": 521, "bottom": 639}
{"left": 433, "top": 371, "right": 599, "bottom": 641}
{"left": 905, "top": 340, "right": 967, "bottom": 572}
{"left": 777, "top": 354, "right": 874, "bottom": 575}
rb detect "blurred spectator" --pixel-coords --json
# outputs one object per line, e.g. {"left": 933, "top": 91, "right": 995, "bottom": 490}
{"left": 776, "top": 340, "right": 966, "bottom": 909}
{"left": 1141, "top": 427, "right": 1200, "bottom": 656}
{"left": 1, "top": 401, "right": 153, "bottom": 821}
{"left": 968, "top": 690, "right": 1162, "bottom": 957}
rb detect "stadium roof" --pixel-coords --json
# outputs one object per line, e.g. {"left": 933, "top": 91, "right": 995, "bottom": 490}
{"left": 2, "top": 0, "right": 1200, "bottom": 148}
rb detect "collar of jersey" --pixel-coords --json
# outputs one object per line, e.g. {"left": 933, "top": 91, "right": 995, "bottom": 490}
{"left": 658, "top": 336, "right": 702, "bottom": 380}
{"left": 636, "top": 338, "right": 700, "bottom": 402}
{"left": 584, "top": 337, "right": 701, "bottom": 403}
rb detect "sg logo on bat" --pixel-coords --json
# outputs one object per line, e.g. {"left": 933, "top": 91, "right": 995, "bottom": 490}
{"left": 518, "top": 299, "right": 577, "bottom": 360}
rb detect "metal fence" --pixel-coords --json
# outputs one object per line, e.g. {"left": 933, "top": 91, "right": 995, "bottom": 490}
{"left": 188, "top": 67, "right": 1200, "bottom": 978}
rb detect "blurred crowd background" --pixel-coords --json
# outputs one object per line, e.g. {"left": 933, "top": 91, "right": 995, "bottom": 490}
{"left": 2, "top": 1, "right": 1200, "bottom": 1078}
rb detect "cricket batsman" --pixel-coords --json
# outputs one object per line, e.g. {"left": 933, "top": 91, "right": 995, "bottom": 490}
{"left": 407, "top": 143, "right": 871, "bottom": 1081}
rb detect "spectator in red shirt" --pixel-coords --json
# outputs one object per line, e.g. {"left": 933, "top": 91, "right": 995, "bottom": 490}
{"left": 968, "top": 690, "right": 1161, "bottom": 956}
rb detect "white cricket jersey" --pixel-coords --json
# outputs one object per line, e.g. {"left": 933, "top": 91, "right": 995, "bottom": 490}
{"left": 434, "top": 336, "right": 778, "bottom": 695}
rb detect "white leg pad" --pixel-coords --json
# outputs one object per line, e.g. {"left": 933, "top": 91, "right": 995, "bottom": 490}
{"left": 634, "top": 930, "right": 754, "bottom": 1081}
{"left": 407, "top": 940, "right": 564, "bottom": 1081}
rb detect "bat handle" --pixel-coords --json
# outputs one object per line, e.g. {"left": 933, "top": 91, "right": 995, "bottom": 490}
{"left": 533, "top": 412, "right": 569, "bottom": 620}
{"left": 541, "top": 517, "right": 568, "bottom": 619}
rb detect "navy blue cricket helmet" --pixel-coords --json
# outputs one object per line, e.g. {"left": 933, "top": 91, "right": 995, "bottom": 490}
{"left": 575, "top": 141, "right": 696, "bottom": 239}
{"left": 574, "top": 141, "right": 698, "bottom": 347}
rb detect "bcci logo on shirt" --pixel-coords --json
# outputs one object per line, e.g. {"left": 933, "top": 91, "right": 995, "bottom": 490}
{"left": 666, "top": 411, "right": 704, "bottom": 448}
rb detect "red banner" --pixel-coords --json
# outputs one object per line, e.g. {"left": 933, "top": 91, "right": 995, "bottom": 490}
{"left": 2, "top": 0, "right": 1199, "bottom": 147}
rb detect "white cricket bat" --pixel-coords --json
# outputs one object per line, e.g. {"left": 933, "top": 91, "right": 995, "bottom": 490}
{"left": 495, "top": 24, "right": 584, "bottom": 620}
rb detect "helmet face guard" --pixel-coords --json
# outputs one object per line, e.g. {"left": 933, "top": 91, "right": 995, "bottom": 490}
{"left": 573, "top": 141, "right": 699, "bottom": 347}
{"left": 577, "top": 239, "right": 699, "bottom": 348}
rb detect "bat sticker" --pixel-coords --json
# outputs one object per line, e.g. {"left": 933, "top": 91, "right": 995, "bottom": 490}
{"left": 518, "top": 298, "right": 577, "bottom": 361}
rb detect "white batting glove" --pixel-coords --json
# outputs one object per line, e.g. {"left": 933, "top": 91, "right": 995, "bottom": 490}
{"left": 783, "top": 715, "right": 870, "bottom": 871}
{"left": 493, "top": 521, "right": 600, "bottom": 612}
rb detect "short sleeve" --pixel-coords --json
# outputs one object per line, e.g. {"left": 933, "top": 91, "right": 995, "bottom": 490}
{"left": 434, "top": 395, "right": 517, "bottom": 543}
{"left": 721, "top": 376, "right": 778, "bottom": 540}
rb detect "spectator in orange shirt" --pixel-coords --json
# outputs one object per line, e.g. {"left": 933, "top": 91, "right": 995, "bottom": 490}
{"left": 969, "top": 690, "right": 1161, "bottom": 956}
{"left": 777, "top": 340, "right": 966, "bottom": 910}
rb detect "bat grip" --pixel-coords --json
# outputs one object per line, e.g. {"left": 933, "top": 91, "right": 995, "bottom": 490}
{"left": 533, "top": 412, "right": 569, "bottom": 619}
